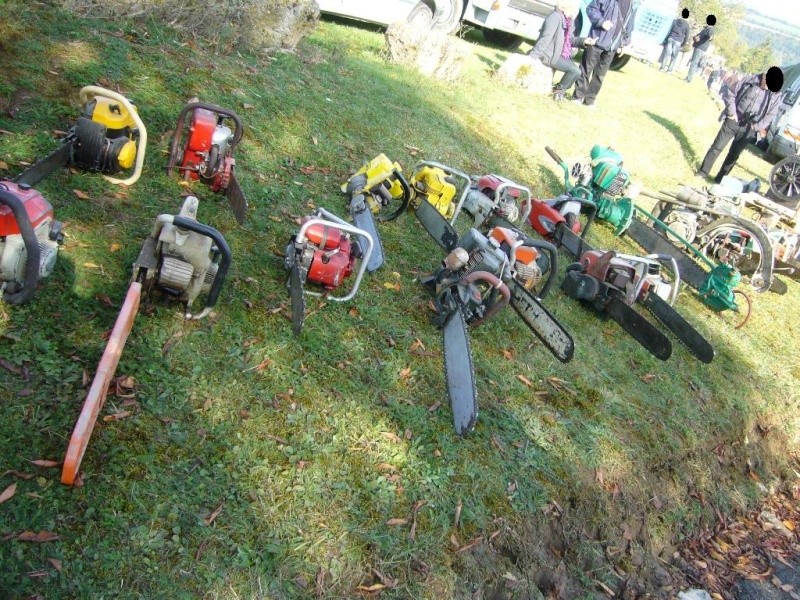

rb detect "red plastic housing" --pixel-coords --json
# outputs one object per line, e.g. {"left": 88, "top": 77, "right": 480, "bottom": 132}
{"left": 308, "top": 238, "right": 354, "bottom": 288}
{"left": 304, "top": 223, "right": 344, "bottom": 251}
{"left": 477, "top": 174, "right": 521, "bottom": 198}
{"left": 181, "top": 108, "right": 217, "bottom": 181}
{"left": 0, "top": 181, "right": 54, "bottom": 236}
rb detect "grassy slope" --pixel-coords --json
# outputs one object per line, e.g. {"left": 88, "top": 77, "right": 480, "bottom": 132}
{"left": 0, "top": 4, "right": 798, "bottom": 598}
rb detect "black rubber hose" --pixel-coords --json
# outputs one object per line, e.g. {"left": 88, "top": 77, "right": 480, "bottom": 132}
{"left": 172, "top": 216, "right": 231, "bottom": 310}
{"left": 0, "top": 186, "right": 41, "bottom": 305}
{"left": 520, "top": 238, "right": 559, "bottom": 299}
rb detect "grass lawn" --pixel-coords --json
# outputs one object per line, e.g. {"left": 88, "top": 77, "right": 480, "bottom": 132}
{"left": 1, "top": 3, "right": 798, "bottom": 598}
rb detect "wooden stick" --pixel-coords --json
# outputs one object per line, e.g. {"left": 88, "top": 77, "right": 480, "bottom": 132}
{"left": 61, "top": 282, "right": 142, "bottom": 485}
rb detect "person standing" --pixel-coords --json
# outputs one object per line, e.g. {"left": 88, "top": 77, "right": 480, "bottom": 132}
{"left": 572, "top": 0, "right": 636, "bottom": 107}
{"left": 686, "top": 15, "right": 715, "bottom": 82}
{"left": 698, "top": 67, "right": 784, "bottom": 182}
{"left": 528, "top": 0, "right": 594, "bottom": 101}
{"left": 660, "top": 8, "right": 691, "bottom": 73}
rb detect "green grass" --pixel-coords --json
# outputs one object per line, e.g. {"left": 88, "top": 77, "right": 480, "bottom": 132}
{"left": 1, "top": 3, "right": 799, "bottom": 598}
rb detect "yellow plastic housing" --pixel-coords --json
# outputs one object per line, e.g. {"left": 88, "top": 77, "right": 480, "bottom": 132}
{"left": 89, "top": 96, "right": 138, "bottom": 131}
{"left": 410, "top": 166, "right": 456, "bottom": 219}
{"left": 117, "top": 140, "right": 137, "bottom": 170}
{"left": 343, "top": 153, "right": 404, "bottom": 198}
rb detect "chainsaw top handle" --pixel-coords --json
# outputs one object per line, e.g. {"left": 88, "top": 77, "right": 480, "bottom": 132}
{"left": 0, "top": 186, "right": 41, "bottom": 305}
{"left": 79, "top": 86, "right": 147, "bottom": 187}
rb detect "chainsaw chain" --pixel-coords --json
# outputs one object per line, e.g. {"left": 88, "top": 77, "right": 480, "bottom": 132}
{"left": 641, "top": 298, "right": 706, "bottom": 362}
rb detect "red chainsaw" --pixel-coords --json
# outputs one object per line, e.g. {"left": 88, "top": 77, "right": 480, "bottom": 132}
{"left": 284, "top": 207, "right": 375, "bottom": 336}
{"left": 167, "top": 101, "right": 248, "bottom": 224}
{"left": 0, "top": 181, "right": 63, "bottom": 304}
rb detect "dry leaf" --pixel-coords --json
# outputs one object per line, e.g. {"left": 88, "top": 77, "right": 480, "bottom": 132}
{"left": 73, "top": 189, "right": 90, "bottom": 200}
{"left": 356, "top": 583, "right": 385, "bottom": 592}
{"left": 641, "top": 373, "right": 656, "bottom": 384}
{"left": 456, "top": 536, "right": 482, "bottom": 553}
{"left": 404, "top": 144, "right": 421, "bottom": 156}
{"left": 242, "top": 103, "right": 255, "bottom": 109}
{"left": 386, "top": 518, "right": 409, "bottom": 526}
{"left": 454, "top": 498, "right": 462, "bottom": 528}
{"left": 380, "top": 432, "right": 402, "bottom": 443}
{"left": 349, "top": 307, "right": 359, "bottom": 317}
{"left": 204, "top": 503, "right": 224, "bottom": 526}
{"left": 83, "top": 262, "right": 100, "bottom": 269}
{"left": 501, "top": 348, "right": 515, "bottom": 360}
{"left": 312, "top": 136, "right": 318, "bottom": 145}
{"left": 1, "top": 470, "right": 34, "bottom": 480}
{"left": 427, "top": 401, "right": 441, "bottom": 413}
{"left": 0, "top": 483, "right": 17, "bottom": 504}
{"left": 18, "top": 388, "right": 33, "bottom": 397}
{"left": 516, "top": 374, "right": 533, "bottom": 388}
{"left": 109, "top": 243, "right": 122, "bottom": 253}
{"left": 96, "top": 294, "right": 114, "bottom": 308}
{"left": 17, "top": 531, "right": 60, "bottom": 542}
{"left": 0, "top": 358, "right": 22, "bottom": 375}
{"left": 399, "top": 367, "right": 412, "bottom": 380}
{"left": 29, "top": 459, "right": 61, "bottom": 468}
{"left": 383, "top": 282, "right": 401, "bottom": 291}
{"left": 103, "top": 411, "right": 132, "bottom": 422}
{"left": 0, "top": 160, "right": 8, "bottom": 170}
{"left": 48, "top": 558, "right": 62, "bottom": 571}
{"left": 409, "top": 338, "right": 426, "bottom": 352}
{"left": 376, "top": 463, "right": 397, "bottom": 472}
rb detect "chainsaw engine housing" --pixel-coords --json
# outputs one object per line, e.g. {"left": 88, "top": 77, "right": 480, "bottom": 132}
{"left": 589, "top": 145, "right": 629, "bottom": 195}
{"left": 0, "top": 181, "right": 63, "bottom": 301}
{"left": 180, "top": 107, "right": 235, "bottom": 189}
{"left": 133, "top": 196, "right": 227, "bottom": 314}
{"left": 285, "top": 221, "right": 359, "bottom": 290}
{"left": 410, "top": 165, "right": 457, "bottom": 219}
{"left": 72, "top": 96, "right": 139, "bottom": 174}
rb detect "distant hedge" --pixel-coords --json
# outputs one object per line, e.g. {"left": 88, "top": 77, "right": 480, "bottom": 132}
{"left": 61, "top": 0, "right": 320, "bottom": 52}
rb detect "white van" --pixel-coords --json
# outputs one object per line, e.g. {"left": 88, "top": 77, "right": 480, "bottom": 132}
{"left": 767, "top": 78, "right": 800, "bottom": 161}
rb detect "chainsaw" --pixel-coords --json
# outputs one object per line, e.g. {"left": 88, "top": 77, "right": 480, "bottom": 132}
{"left": 15, "top": 86, "right": 147, "bottom": 188}
{"left": 342, "top": 154, "right": 411, "bottom": 272}
{"left": 284, "top": 207, "right": 374, "bottom": 336}
{"left": 0, "top": 181, "right": 63, "bottom": 304}
{"left": 61, "top": 195, "right": 231, "bottom": 485}
{"left": 561, "top": 249, "right": 715, "bottom": 363}
{"left": 166, "top": 101, "right": 248, "bottom": 224}
{"left": 423, "top": 225, "right": 574, "bottom": 434}
{"left": 537, "top": 147, "right": 751, "bottom": 326}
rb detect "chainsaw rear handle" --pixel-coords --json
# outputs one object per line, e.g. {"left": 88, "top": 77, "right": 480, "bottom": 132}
{"left": 0, "top": 186, "right": 41, "bottom": 305}
{"left": 149, "top": 214, "right": 231, "bottom": 318}
{"left": 79, "top": 86, "right": 147, "bottom": 186}
{"left": 647, "top": 253, "right": 681, "bottom": 305}
{"left": 545, "top": 146, "right": 563, "bottom": 165}
{"left": 167, "top": 102, "right": 244, "bottom": 176}
{"left": 297, "top": 207, "right": 374, "bottom": 302}
{"left": 544, "top": 146, "right": 572, "bottom": 193}
{"left": 413, "top": 161, "right": 472, "bottom": 225}
{"left": 463, "top": 270, "right": 511, "bottom": 326}
{"left": 519, "top": 238, "right": 559, "bottom": 300}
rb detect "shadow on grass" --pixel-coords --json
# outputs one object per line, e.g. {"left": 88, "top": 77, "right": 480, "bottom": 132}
{"left": 645, "top": 109, "right": 700, "bottom": 169}
{"left": 0, "top": 2, "right": 797, "bottom": 598}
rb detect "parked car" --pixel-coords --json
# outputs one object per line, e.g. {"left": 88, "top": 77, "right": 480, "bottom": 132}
{"left": 766, "top": 77, "right": 800, "bottom": 161}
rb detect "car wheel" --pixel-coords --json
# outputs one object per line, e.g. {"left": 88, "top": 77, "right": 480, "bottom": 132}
{"left": 431, "top": 0, "right": 464, "bottom": 34}
{"left": 483, "top": 29, "right": 523, "bottom": 49}
{"left": 407, "top": 1, "right": 435, "bottom": 28}
{"left": 609, "top": 54, "right": 631, "bottom": 71}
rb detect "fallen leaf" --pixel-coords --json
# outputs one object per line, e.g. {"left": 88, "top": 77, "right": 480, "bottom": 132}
{"left": 242, "top": 103, "right": 255, "bottom": 109}
{"left": 312, "top": 136, "right": 318, "bottom": 145}
{"left": 383, "top": 282, "right": 401, "bottom": 291}
{"left": 502, "top": 348, "right": 515, "bottom": 360}
{"left": 204, "top": 503, "right": 224, "bottom": 526}
{"left": 0, "top": 358, "right": 21, "bottom": 375}
{"left": 48, "top": 558, "right": 62, "bottom": 571}
{"left": 376, "top": 463, "right": 397, "bottom": 472}
{"left": 27, "top": 570, "right": 49, "bottom": 578}
{"left": 0, "top": 483, "right": 17, "bottom": 504}
{"left": 784, "top": 520, "right": 795, "bottom": 531}
{"left": 399, "top": 367, "right": 412, "bottom": 380}
{"left": 372, "top": 568, "right": 397, "bottom": 589}
{"left": 349, "top": 307, "right": 359, "bottom": 317}
{"left": 380, "top": 431, "right": 402, "bottom": 443}
{"left": 516, "top": 374, "right": 534, "bottom": 388}
{"left": 96, "top": 294, "right": 114, "bottom": 308}
{"left": 1, "top": 470, "right": 34, "bottom": 480}
{"left": 641, "top": 373, "right": 656, "bottom": 384}
{"left": 103, "top": 411, "right": 132, "bottom": 421}
{"left": 83, "top": 262, "right": 101, "bottom": 269}
{"left": 29, "top": 459, "right": 61, "bottom": 468}
{"left": 404, "top": 144, "right": 421, "bottom": 156}
{"left": 386, "top": 518, "right": 408, "bottom": 526}
{"left": 456, "top": 536, "right": 482, "bottom": 553}
{"left": 109, "top": 243, "right": 122, "bottom": 253}
{"left": 428, "top": 401, "right": 441, "bottom": 413}
{"left": 73, "top": 189, "right": 90, "bottom": 200}
{"left": 454, "top": 498, "right": 462, "bottom": 528}
{"left": 356, "top": 583, "right": 385, "bottom": 592}
{"left": 18, "top": 388, "right": 33, "bottom": 397}
{"left": 17, "top": 531, "right": 59, "bottom": 542}
{"left": 0, "top": 160, "right": 7, "bottom": 170}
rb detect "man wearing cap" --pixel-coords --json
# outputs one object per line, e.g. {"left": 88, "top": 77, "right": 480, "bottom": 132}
{"left": 698, "top": 66, "right": 784, "bottom": 183}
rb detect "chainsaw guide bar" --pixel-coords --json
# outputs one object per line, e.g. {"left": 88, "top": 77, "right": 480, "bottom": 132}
{"left": 442, "top": 307, "right": 478, "bottom": 435}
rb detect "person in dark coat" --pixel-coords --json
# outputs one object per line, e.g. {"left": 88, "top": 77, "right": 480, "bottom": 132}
{"left": 698, "top": 67, "right": 784, "bottom": 182}
{"left": 660, "top": 8, "right": 690, "bottom": 73}
{"left": 572, "top": 0, "right": 636, "bottom": 107}
{"left": 686, "top": 15, "right": 715, "bottom": 82}
{"left": 528, "top": 0, "right": 594, "bottom": 100}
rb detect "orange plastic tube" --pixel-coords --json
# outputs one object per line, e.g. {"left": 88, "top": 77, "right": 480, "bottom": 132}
{"left": 62, "top": 282, "right": 142, "bottom": 485}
